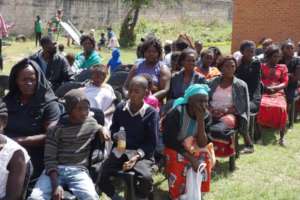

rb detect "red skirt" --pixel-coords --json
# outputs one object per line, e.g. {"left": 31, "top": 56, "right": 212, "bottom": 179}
{"left": 257, "top": 93, "right": 287, "bottom": 129}
{"left": 164, "top": 147, "right": 212, "bottom": 199}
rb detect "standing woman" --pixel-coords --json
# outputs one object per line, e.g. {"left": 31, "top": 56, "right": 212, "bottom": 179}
{"left": 257, "top": 45, "right": 289, "bottom": 145}
{"left": 4, "top": 58, "right": 60, "bottom": 178}
{"left": 168, "top": 48, "right": 207, "bottom": 100}
{"left": 124, "top": 37, "right": 171, "bottom": 101}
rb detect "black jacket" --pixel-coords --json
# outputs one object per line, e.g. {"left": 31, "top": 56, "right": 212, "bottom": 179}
{"left": 30, "top": 51, "right": 74, "bottom": 91}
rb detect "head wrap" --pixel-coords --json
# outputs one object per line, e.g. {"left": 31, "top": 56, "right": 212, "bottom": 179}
{"left": 173, "top": 84, "right": 210, "bottom": 108}
{"left": 107, "top": 48, "right": 122, "bottom": 72}
{"left": 64, "top": 88, "right": 89, "bottom": 114}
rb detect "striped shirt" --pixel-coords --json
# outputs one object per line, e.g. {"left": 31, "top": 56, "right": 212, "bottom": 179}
{"left": 44, "top": 116, "right": 102, "bottom": 173}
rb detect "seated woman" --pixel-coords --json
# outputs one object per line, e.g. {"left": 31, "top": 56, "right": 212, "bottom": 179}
{"left": 107, "top": 48, "right": 122, "bottom": 73}
{"left": 72, "top": 35, "right": 102, "bottom": 73}
{"left": 4, "top": 58, "right": 60, "bottom": 178}
{"left": 163, "top": 84, "right": 210, "bottom": 200}
{"left": 168, "top": 48, "right": 207, "bottom": 100}
{"left": 208, "top": 56, "right": 253, "bottom": 156}
{"left": 0, "top": 100, "right": 30, "bottom": 200}
{"left": 195, "top": 49, "right": 221, "bottom": 80}
{"left": 124, "top": 37, "right": 171, "bottom": 101}
{"left": 257, "top": 45, "right": 289, "bottom": 146}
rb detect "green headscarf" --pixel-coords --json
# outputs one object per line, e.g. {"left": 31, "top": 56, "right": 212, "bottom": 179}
{"left": 173, "top": 84, "right": 210, "bottom": 108}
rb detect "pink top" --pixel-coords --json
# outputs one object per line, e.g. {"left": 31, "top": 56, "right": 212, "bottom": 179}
{"left": 144, "top": 95, "right": 160, "bottom": 111}
{"left": 211, "top": 85, "right": 233, "bottom": 110}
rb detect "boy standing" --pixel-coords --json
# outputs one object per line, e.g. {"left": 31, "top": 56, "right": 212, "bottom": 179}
{"left": 99, "top": 76, "right": 159, "bottom": 200}
{"left": 29, "top": 89, "right": 109, "bottom": 200}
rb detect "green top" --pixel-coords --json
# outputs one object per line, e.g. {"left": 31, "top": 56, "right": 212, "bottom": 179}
{"left": 35, "top": 20, "right": 43, "bottom": 33}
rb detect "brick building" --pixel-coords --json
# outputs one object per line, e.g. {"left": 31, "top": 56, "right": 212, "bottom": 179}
{"left": 232, "top": 0, "right": 300, "bottom": 52}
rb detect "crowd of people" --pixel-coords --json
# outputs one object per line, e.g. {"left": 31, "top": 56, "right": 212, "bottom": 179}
{"left": 1, "top": 30, "right": 300, "bottom": 200}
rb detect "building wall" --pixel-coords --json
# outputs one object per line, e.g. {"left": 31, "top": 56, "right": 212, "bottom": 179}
{"left": 0, "top": 0, "right": 232, "bottom": 36}
{"left": 232, "top": 0, "right": 300, "bottom": 52}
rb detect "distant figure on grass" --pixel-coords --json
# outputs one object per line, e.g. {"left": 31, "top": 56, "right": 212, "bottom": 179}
{"left": 107, "top": 27, "right": 119, "bottom": 49}
{"left": 107, "top": 48, "right": 122, "bottom": 73}
{"left": 98, "top": 32, "right": 106, "bottom": 50}
{"left": 34, "top": 15, "right": 43, "bottom": 47}
{"left": 58, "top": 43, "right": 66, "bottom": 57}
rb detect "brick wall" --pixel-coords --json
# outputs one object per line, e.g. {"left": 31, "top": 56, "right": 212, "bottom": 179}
{"left": 232, "top": 0, "right": 300, "bottom": 52}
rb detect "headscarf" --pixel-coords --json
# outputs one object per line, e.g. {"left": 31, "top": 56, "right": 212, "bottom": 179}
{"left": 173, "top": 84, "right": 210, "bottom": 108}
{"left": 107, "top": 48, "right": 122, "bottom": 72}
{"left": 64, "top": 88, "right": 89, "bottom": 114}
{"left": 4, "top": 58, "right": 57, "bottom": 108}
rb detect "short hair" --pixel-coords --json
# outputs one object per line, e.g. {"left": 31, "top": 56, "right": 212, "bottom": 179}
{"left": 64, "top": 89, "right": 90, "bottom": 114}
{"left": 174, "top": 38, "right": 190, "bottom": 51}
{"left": 208, "top": 46, "right": 222, "bottom": 57}
{"left": 66, "top": 53, "right": 75, "bottom": 65}
{"left": 239, "top": 40, "right": 256, "bottom": 53}
{"left": 80, "top": 34, "right": 96, "bottom": 48}
{"left": 200, "top": 49, "right": 214, "bottom": 59}
{"left": 216, "top": 55, "right": 237, "bottom": 69}
{"left": 164, "top": 43, "right": 172, "bottom": 55}
{"left": 91, "top": 64, "right": 107, "bottom": 74}
{"left": 177, "top": 48, "right": 197, "bottom": 66}
{"left": 40, "top": 36, "right": 53, "bottom": 47}
{"left": 281, "top": 39, "right": 295, "bottom": 50}
{"left": 58, "top": 44, "right": 64, "bottom": 51}
{"left": 265, "top": 44, "right": 281, "bottom": 60}
{"left": 141, "top": 37, "right": 162, "bottom": 58}
{"left": 129, "top": 75, "right": 149, "bottom": 90}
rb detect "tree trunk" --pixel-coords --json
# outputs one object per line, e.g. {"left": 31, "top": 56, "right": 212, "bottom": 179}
{"left": 119, "top": 5, "right": 140, "bottom": 47}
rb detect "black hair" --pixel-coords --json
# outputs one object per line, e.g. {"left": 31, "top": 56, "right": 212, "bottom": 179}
{"left": 164, "top": 43, "right": 172, "bottom": 55}
{"left": 58, "top": 44, "right": 64, "bottom": 51}
{"left": 80, "top": 34, "right": 96, "bottom": 48}
{"left": 40, "top": 36, "right": 53, "bottom": 47}
{"left": 177, "top": 48, "right": 197, "bottom": 67}
{"left": 141, "top": 37, "right": 162, "bottom": 58}
{"left": 174, "top": 38, "right": 189, "bottom": 51}
{"left": 64, "top": 89, "right": 90, "bottom": 114}
{"left": 265, "top": 44, "right": 281, "bottom": 60}
{"left": 216, "top": 56, "right": 237, "bottom": 70}
{"left": 239, "top": 40, "right": 256, "bottom": 53}
{"left": 281, "top": 39, "right": 295, "bottom": 50}
{"left": 208, "top": 46, "right": 222, "bottom": 57}
{"left": 129, "top": 75, "right": 149, "bottom": 90}
{"left": 200, "top": 49, "right": 214, "bottom": 59}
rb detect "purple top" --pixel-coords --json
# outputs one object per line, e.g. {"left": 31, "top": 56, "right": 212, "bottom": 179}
{"left": 136, "top": 59, "right": 162, "bottom": 87}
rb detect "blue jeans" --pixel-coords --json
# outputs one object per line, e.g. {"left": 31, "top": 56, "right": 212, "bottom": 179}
{"left": 28, "top": 166, "right": 99, "bottom": 200}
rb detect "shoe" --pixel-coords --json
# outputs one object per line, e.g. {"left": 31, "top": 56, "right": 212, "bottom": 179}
{"left": 240, "top": 146, "right": 254, "bottom": 154}
{"left": 278, "top": 139, "right": 286, "bottom": 147}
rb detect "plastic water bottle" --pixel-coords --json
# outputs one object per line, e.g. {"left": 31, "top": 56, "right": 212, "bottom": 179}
{"left": 116, "top": 126, "right": 126, "bottom": 153}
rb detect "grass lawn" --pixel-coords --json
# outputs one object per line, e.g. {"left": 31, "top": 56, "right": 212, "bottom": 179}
{"left": 2, "top": 39, "right": 299, "bottom": 200}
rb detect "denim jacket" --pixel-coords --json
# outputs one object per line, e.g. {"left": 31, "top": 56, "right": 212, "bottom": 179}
{"left": 208, "top": 76, "right": 250, "bottom": 136}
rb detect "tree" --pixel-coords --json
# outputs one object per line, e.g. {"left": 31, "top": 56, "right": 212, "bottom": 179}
{"left": 119, "top": 0, "right": 178, "bottom": 47}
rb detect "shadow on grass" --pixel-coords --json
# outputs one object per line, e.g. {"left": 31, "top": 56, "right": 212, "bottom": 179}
{"left": 211, "top": 160, "right": 233, "bottom": 180}
{"left": 258, "top": 128, "right": 278, "bottom": 146}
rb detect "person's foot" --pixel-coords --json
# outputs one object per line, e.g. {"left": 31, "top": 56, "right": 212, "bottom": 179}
{"left": 240, "top": 145, "right": 254, "bottom": 154}
{"left": 278, "top": 139, "right": 286, "bottom": 147}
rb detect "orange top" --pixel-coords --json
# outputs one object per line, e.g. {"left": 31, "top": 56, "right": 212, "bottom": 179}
{"left": 194, "top": 66, "right": 221, "bottom": 80}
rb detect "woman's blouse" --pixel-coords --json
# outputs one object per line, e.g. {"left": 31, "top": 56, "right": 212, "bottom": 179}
{"left": 210, "top": 85, "right": 233, "bottom": 110}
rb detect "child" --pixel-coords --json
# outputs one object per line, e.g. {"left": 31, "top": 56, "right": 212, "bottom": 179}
{"left": 84, "top": 65, "right": 116, "bottom": 129}
{"left": 98, "top": 32, "right": 106, "bottom": 50}
{"left": 99, "top": 75, "right": 159, "bottom": 200}
{"left": 29, "top": 89, "right": 110, "bottom": 200}
{"left": 0, "top": 100, "right": 30, "bottom": 200}
{"left": 58, "top": 43, "right": 66, "bottom": 57}
{"left": 107, "top": 48, "right": 122, "bottom": 73}
{"left": 65, "top": 53, "right": 75, "bottom": 66}
{"left": 142, "top": 74, "right": 160, "bottom": 111}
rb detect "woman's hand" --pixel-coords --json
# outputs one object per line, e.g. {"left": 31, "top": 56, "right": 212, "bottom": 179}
{"left": 99, "top": 127, "right": 111, "bottom": 142}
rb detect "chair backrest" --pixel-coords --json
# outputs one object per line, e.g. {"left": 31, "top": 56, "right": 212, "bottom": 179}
{"left": 54, "top": 81, "right": 85, "bottom": 98}
{"left": 74, "top": 69, "right": 93, "bottom": 82}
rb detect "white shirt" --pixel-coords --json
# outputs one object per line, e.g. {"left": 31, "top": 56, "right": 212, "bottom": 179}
{"left": 84, "top": 83, "right": 116, "bottom": 129}
{"left": 0, "top": 135, "right": 30, "bottom": 198}
{"left": 211, "top": 85, "right": 233, "bottom": 110}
